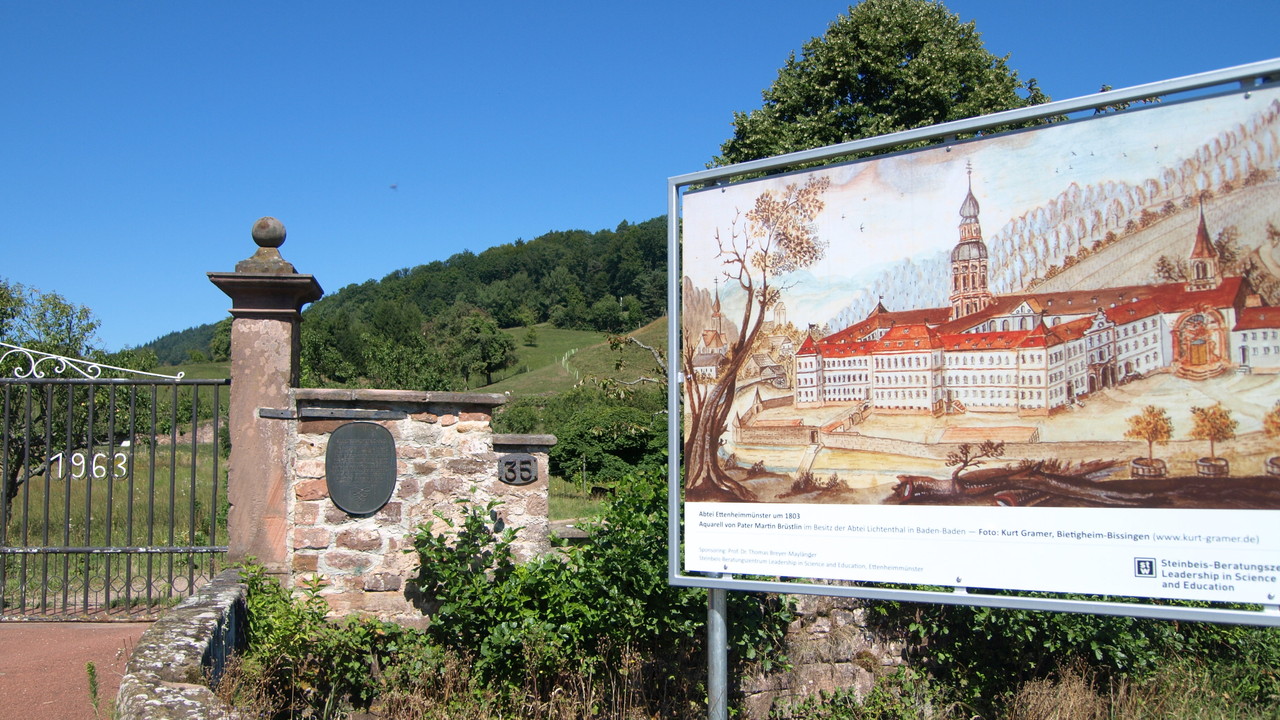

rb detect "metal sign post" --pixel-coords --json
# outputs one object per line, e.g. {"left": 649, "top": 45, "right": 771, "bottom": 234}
{"left": 707, "top": 583, "right": 728, "bottom": 720}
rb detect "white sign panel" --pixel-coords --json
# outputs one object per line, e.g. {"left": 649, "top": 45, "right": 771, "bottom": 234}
{"left": 680, "top": 82, "right": 1280, "bottom": 605}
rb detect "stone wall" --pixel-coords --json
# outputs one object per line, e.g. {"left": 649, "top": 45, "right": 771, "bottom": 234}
{"left": 735, "top": 419, "right": 1160, "bottom": 464}
{"left": 280, "top": 388, "right": 553, "bottom": 624}
{"left": 115, "top": 569, "right": 246, "bottom": 720}
{"left": 740, "top": 594, "right": 907, "bottom": 719}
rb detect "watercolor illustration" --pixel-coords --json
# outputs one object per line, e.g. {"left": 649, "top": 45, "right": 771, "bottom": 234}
{"left": 681, "top": 86, "right": 1280, "bottom": 509}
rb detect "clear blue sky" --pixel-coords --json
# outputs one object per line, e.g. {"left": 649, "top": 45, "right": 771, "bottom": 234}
{"left": 3, "top": 1, "right": 1277, "bottom": 352}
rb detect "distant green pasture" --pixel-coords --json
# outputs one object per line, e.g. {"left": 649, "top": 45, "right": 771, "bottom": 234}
{"left": 486, "top": 320, "right": 668, "bottom": 396}
{"left": 158, "top": 361, "right": 230, "bottom": 380}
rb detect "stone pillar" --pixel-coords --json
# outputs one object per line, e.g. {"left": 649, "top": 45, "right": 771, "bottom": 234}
{"left": 209, "top": 218, "right": 323, "bottom": 573}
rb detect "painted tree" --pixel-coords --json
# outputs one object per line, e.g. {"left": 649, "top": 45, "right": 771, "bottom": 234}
{"left": 684, "top": 176, "right": 830, "bottom": 501}
{"left": 1189, "top": 403, "right": 1237, "bottom": 461}
{"left": 1124, "top": 405, "right": 1173, "bottom": 461}
{"left": 945, "top": 440, "right": 1005, "bottom": 480}
{"left": 1264, "top": 400, "right": 1280, "bottom": 439}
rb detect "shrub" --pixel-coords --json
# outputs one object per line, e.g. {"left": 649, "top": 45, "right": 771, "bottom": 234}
{"left": 868, "top": 594, "right": 1280, "bottom": 713}
{"left": 411, "top": 470, "right": 793, "bottom": 706}
{"left": 232, "top": 469, "right": 794, "bottom": 717}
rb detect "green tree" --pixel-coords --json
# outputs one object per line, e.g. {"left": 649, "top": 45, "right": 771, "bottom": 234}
{"left": 448, "top": 312, "right": 517, "bottom": 387}
{"left": 712, "top": 0, "right": 1049, "bottom": 166}
{"left": 365, "top": 298, "right": 425, "bottom": 345}
{"left": 1, "top": 280, "right": 99, "bottom": 357}
{"left": 0, "top": 280, "right": 103, "bottom": 513}
{"left": 208, "top": 316, "right": 232, "bottom": 362}
{"left": 549, "top": 404, "right": 667, "bottom": 489}
{"left": 0, "top": 281, "right": 20, "bottom": 338}
{"left": 587, "top": 295, "right": 625, "bottom": 333}
{"left": 300, "top": 310, "right": 364, "bottom": 386}
{"left": 360, "top": 332, "right": 450, "bottom": 391}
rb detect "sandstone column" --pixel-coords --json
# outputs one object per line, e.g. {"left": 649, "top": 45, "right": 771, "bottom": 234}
{"left": 209, "top": 218, "right": 323, "bottom": 572}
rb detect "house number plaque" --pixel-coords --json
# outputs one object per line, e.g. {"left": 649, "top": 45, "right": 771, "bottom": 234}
{"left": 498, "top": 453, "right": 538, "bottom": 486}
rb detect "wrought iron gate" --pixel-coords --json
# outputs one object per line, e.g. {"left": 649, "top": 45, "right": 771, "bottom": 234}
{"left": 1, "top": 343, "right": 230, "bottom": 620}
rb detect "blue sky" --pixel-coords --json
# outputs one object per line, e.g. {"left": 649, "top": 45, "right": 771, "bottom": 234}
{"left": 3, "top": 1, "right": 1278, "bottom": 352}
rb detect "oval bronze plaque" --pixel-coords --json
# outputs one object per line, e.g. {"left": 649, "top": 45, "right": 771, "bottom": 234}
{"left": 325, "top": 422, "right": 396, "bottom": 516}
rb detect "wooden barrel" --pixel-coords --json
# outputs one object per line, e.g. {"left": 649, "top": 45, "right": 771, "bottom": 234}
{"left": 1265, "top": 456, "right": 1280, "bottom": 478}
{"left": 1195, "top": 457, "right": 1230, "bottom": 478}
{"left": 1130, "top": 457, "right": 1167, "bottom": 478}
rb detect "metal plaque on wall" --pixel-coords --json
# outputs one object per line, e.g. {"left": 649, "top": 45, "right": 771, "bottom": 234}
{"left": 498, "top": 453, "right": 539, "bottom": 486}
{"left": 325, "top": 421, "right": 396, "bottom": 516}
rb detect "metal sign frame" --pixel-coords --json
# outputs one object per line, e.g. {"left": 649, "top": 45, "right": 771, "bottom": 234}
{"left": 667, "top": 58, "right": 1280, "bottom": 627}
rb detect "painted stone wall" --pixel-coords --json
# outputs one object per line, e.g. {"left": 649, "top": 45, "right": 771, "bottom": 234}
{"left": 277, "top": 388, "right": 553, "bottom": 625}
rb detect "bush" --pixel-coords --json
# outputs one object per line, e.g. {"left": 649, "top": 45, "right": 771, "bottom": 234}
{"left": 868, "top": 593, "right": 1280, "bottom": 713}
{"left": 411, "top": 470, "right": 793, "bottom": 704}
{"left": 232, "top": 470, "right": 792, "bottom": 717}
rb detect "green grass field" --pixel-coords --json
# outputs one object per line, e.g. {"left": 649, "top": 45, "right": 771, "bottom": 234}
{"left": 485, "top": 319, "right": 668, "bottom": 396}
{"left": 158, "top": 361, "right": 230, "bottom": 379}
{"left": 484, "top": 325, "right": 606, "bottom": 394}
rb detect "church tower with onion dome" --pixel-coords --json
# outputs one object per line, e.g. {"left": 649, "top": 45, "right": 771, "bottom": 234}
{"left": 949, "top": 164, "right": 995, "bottom": 320}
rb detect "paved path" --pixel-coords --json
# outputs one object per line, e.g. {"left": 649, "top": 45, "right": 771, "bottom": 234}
{"left": 0, "top": 622, "right": 150, "bottom": 720}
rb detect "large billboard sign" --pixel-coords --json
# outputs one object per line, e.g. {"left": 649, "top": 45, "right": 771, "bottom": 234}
{"left": 670, "top": 61, "right": 1280, "bottom": 621}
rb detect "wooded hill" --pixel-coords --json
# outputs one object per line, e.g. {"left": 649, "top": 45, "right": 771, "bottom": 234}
{"left": 144, "top": 216, "right": 668, "bottom": 388}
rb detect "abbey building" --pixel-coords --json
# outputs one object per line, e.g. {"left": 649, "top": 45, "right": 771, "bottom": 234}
{"left": 794, "top": 172, "right": 1280, "bottom": 416}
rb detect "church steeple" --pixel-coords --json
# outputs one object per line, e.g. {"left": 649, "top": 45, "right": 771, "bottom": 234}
{"left": 712, "top": 278, "right": 723, "bottom": 335}
{"left": 949, "top": 164, "right": 995, "bottom": 320}
{"left": 699, "top": 278, "right": 728, "bottom": 356}
{"left": 1185, "top": 202, "right": 1221, "bottom": 292}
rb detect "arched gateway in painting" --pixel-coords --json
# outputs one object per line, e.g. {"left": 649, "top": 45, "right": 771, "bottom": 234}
{"left": 1172, "top": 308, "right": 1229, "bottom": 380}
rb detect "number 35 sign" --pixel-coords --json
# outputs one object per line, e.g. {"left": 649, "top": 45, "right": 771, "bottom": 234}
{"left": 498, "top": 453, "right": 539, "bottom": 486}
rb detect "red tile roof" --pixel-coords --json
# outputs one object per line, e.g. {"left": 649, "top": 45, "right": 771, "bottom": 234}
{"left": 1235, "top": 306, "right": 1280, "bottom": 331}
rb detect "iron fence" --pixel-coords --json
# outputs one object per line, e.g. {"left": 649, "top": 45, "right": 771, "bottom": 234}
{"left": 1, "top": 354, "right": 230, "bottom": 620}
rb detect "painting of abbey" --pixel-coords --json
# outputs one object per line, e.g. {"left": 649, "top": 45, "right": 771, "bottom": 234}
{"left": 681, "top": 85, "right": 1280, "bottom": 509}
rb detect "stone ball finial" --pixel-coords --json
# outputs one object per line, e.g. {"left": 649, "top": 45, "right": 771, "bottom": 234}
{"left": 252, "top": 217, "right": 286, "bottom": 248}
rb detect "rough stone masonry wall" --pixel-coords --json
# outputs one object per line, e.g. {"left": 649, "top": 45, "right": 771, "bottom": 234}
{"left": 282, "top": 388, "right": 553, "bottom": 625}
{"left": 741, "top": 594, "right": 908, "bottom": 719}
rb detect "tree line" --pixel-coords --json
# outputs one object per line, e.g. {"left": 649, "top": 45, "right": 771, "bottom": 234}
{"left": 299, "top": 216, "right": 666, "bottom": 389}
{"left": 144, "top": 216, "right": 666, "bottom": 389}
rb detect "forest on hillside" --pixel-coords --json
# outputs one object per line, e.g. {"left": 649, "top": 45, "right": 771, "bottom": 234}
{"left": 145, "top": 216, "right": 668, "bottom": 388}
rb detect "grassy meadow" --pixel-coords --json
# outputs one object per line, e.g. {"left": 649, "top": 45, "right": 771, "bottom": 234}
{"left": 158, "top": 360, "right": 230, "bottom": 379}
{"left": 486, "top": 319, "right": 668, "bottom": 395}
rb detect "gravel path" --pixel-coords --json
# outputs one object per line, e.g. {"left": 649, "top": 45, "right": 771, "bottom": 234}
{"left": 0, "top": 622, "right": 149, "bottom": 720}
